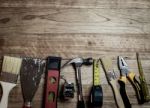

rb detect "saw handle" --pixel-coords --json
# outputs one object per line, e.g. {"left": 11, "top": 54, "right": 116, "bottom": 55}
{"left": 118, "top": 76, "right": 131, "bottom": 108}
{"left": 110, "top": 79, "right": 125, "bottom": 108}
{"left": 0, "top": 81, "right": 16, "bottom": 108}
{"left": 128, "top": 72, "right": 144, "bottom": 104}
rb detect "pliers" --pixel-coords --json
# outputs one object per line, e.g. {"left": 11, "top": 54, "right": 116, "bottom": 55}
{"left": 118, "top": 56, "right": 144, "bottom": 108}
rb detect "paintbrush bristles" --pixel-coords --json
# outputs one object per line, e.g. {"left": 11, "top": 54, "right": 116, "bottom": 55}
{"left": 2, "top": 56, "right": 22, "bottom": 75}
{"left": 101, "top": 57, "right": 113, "bottom": 72}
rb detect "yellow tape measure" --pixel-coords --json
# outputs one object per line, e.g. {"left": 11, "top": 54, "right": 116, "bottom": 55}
{"left": 94, "top": 59, "right": 101, "bottom": 86}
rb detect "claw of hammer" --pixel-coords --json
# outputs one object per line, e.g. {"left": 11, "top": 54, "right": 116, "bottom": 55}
{"left": 61, "top": 57, "right": 93, "bottom": 68}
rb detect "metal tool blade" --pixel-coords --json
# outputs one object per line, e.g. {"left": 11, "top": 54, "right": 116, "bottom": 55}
{"left": 118, "top": 56, "right": 129, "bottom": 76}
{"left": 20, "top": 58, "right": 45, "bottom": 102}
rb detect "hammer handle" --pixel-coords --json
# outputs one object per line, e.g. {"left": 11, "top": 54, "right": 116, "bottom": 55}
{"left": 77, "top": 100, "right": 85, "bottom": 108}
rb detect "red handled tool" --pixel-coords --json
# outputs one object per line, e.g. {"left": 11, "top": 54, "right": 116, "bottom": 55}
{"left": 44, "top": 57, "right": 61, "bottom": 108}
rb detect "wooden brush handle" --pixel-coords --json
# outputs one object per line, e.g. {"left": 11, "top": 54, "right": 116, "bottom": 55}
{"left": 110, "top": 80, "right": 125, "bottom": 108}
{"left": 0, "top": 81, "right": 16, "bottom": 108}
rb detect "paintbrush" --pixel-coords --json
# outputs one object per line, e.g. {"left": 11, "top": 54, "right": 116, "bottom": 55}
{"left": 20, "top": 57, "right": 45, "bottom": 108}
{"left": 0, "top": 56, "right": 22, "bottom": 108}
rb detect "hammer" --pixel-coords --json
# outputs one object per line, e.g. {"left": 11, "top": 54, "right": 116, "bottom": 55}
{"left": 62, "top": 58, "right": 93, "bottom": 108}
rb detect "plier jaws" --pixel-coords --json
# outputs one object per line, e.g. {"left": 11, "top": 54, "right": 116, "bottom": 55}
{"left": 118, "top": 56, "right": 129, "bottom": 76}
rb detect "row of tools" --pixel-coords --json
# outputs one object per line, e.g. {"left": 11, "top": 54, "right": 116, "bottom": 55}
{"left": 0, "top": 53, "right": 149, "bottom": 108}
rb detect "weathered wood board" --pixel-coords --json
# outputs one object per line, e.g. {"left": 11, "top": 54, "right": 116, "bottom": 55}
{"left": 0, "top": 0, "right": 150, "bottom": 108}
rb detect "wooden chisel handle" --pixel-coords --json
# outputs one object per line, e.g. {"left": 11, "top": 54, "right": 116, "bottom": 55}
{"left": 118, "top": 76, "right": 131, "bottom": 108}
{"left": 110, "top": 79, "right": 125, "bottom": 108}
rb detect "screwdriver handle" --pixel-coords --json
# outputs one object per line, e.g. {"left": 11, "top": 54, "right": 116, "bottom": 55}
{"left": 139, "top": 76, "right": 150, "bottom": 102}
{"left": 136, "top": 53, "right": 150, "bottom": 102}
{"left": 128, "top": 72, "right": 144, "bottom": 104}
{"left": 110, "top": 79, "right": 125, "bottom": 108}
{"left": 118, "top": 76, "right": 131, "bottom": 108}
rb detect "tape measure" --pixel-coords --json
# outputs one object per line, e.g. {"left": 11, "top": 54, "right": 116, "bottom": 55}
{"left": 89, "top": 59, "right": 103, "bottom": 107}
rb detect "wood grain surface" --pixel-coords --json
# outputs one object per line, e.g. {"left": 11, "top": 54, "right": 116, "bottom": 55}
{"left": 0, "top": 0, "right": 150, "bottom": 108}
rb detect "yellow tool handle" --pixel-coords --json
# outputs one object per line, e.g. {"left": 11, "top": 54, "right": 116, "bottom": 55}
{"left": 93, "top": 60, "right": 100, "bottom": 86}
{"left": 110, "top": 79, "right": 125, "bottom": 108}
{"left": 127, "top": 72, "right": 136, "bottom": 82}
{"left": 127, "top": 72, "right": 144, "bottom": 104}
{"left": 119, "top": 76, "right": 127, "bottom": 84}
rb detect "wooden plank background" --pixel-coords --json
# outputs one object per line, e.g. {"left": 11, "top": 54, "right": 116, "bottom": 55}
{"left": 0, "top": 0, "right": 150, "bottom": 108}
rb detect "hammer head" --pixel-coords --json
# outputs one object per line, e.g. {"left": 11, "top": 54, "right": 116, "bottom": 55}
{"left": 62, "top": 57, "right": 93, "bottom": 68}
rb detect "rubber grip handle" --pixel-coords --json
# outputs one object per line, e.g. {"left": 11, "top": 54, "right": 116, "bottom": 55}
{"left": 77, "top": 100, "right": 85, "bottom": 108}
{"left": 128, "top": 72, "right": 144, "bottom": 104}
{"left": 110, "top": 80, "right": 125, "bottom": 108}
{"left": 118, "top": 80, "right": 131, "bottom": 108}
{"left": 0, "top": 81, "right": 16, "bottom": 108}
{"left": 45, "top": 70, "right": 59, "bottom": 108}
{"left": 134, "top": 77, "right": 145, "bottom": 104}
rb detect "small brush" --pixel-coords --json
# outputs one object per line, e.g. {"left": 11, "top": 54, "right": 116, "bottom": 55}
{"left": 0, "top": 56, "right": 22, "bottom": 108}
